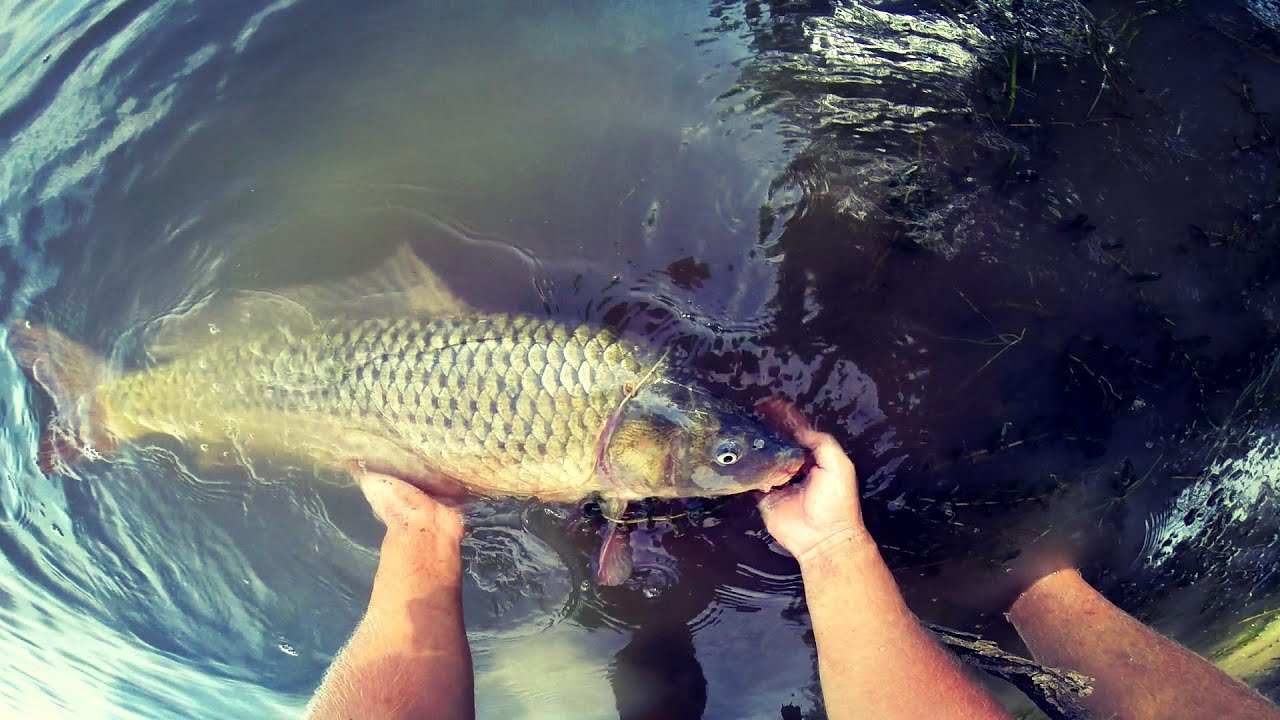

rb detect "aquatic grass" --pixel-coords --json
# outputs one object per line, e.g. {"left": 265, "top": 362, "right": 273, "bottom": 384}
{"left": 909, "top": 290, "right": 1030, "bottom": 387}
{"left": 1085, "top": 0, "right": 1194, "bottom": 116}
{"left": 1006, "top": 48, "right": 1018, "bottom": 116}
{"left": 1228, "top": 77, "right": 1278, "bottom": 156}
{"left": 1209, "top": 606, "right": 1280, "bottom": 682}
{"left": 1110, "top": 2, "right": 1179, "bottom": 49}
{"left": 1211, "top": 24, "right": 1280, "bottom": 64}
{"left": 966, "top": 1, "right": 1124, "bottom": 127}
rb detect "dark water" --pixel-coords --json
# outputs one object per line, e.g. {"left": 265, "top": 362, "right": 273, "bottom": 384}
{"left": 1, "top": 0, "right": 1279, "bottom": 717}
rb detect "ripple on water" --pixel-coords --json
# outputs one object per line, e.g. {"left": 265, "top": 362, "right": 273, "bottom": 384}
{"left": 462, "top": 519, "right": 577, "bottom": 640}
{"left": 4, "top": 0, "right": 1280, "bottom": 716}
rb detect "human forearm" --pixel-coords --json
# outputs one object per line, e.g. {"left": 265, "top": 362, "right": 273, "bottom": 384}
{"left": 1008, "top": 569, "right": 1280, "bottom": 720}
{"left": 308, "top": 528, "right": 474, "bottom": 720}
{"left": 801, "top": 533, "right": 1009, "bottom": 720}
{"left": 753, "top": 404, "right": 1008, "bottom": 720}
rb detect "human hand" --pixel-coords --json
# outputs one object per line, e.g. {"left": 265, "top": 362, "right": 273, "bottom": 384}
{"left": 353, "top": 466, "right": 465, "bottom": 548}
{"left": 316, "top": 468, "right": 472, "bottom": 720}
{"left": 755, "top": 398, "right": 871, "bottom": 567}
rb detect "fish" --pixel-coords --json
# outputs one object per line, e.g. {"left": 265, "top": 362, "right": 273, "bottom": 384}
{"left": 7, "top": 246, "right": 805, "bottom": 584}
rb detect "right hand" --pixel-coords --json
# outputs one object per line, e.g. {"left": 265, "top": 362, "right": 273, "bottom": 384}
{"left": 755, "top": 399, "right": 870, "bottom": 566}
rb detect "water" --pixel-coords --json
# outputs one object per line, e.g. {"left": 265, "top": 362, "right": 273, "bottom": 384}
{"left": 1, "top": 0, "right": 1278, "bottom": 717}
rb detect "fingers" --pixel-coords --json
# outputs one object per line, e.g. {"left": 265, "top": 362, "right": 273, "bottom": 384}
{"left": 756, "top": 484, "right": 803, "bottom": 533}
{"left": 348, "top": 460, "right": 468, "bottom": 506}
{"left": 351, "top": 464, "right": 449, "bottom": 513}
{"left": 757, "top": 482, "right": 801, "bottom": 515}
{"left": 805, "top": 431, "right": 854, "bottom": 476}
{"left": 357, "top": 473, "right": 393, "bottom": 524}
{"left": 755, "top": 397, "right": 853, "bottom": 475}
{"left": 755, "top": 397, "right": 828, "bottom": 453}
{"left": 756, "top": 397, "right": 807, "bottom": 435}
{"left": 357, "top": 470, "right": 426, "bottom": 523}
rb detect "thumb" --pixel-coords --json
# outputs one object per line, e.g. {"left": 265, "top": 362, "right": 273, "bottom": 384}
{"left": 357, "top": 473, "right": 400, "bottom": 524}
{"left": 757, "top": 482, "right": 802, "bottom": 518}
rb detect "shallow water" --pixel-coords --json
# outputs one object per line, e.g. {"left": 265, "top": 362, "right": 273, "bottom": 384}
{"left": 1, "top": 0, "right": 1279, "bottom": 717}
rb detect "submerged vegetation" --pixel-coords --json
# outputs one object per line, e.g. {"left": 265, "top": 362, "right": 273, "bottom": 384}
{"left": 712, "top": 0, "right": 1280, "bottom": 705}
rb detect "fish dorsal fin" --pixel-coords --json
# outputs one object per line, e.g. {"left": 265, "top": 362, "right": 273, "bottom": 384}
{"left": 276, "top": 244, "right": 475, "bottom": 321}
{"left": 143, "top": 289, "right": 321, "bottom": 362}
{"left": 142, "top": 245, "right": 472, "bottom": 362}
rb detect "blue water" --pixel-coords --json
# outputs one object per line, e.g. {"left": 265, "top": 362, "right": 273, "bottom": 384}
{"left": 0, "top": 2, "right": 818, "bottom": 717}
{"left": 2, "top": 0, "right": 1279, "bottom": 718}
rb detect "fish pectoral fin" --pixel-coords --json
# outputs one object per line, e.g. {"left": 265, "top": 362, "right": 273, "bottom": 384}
{"left": 595, "top": 498, "right": 634, "bottom": 586}
{"left": 277, "top": 243, "right": 476, "bottom": 321}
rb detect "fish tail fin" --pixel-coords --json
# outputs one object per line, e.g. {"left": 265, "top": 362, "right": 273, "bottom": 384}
{"left": 7, "top": 321, "right": 117, "bottom": 473}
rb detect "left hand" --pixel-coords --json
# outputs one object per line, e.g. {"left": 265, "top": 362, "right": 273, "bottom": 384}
{"left": 354, "top": 468, "right": 465, "bottom": 546}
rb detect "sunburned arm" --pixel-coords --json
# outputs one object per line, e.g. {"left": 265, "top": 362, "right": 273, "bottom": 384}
{"left": 799, "top": 533, "right": 1009, "bottom": 720}
{"left": 1009, "top": 569, "right": 1280, "bottom": 720}
{"left": 756, "top": 399, "right": 1008, "bottom": 720}
{"left": 307, "top": 473, "right": 474, "bottom": 720}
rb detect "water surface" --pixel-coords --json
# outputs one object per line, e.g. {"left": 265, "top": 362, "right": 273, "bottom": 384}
{"left": 2, "top": 0, "right": 1279, "bottom": 717}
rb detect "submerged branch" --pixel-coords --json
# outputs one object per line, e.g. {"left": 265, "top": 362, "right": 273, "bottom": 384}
{"left": 927, "top": 624, "right": 1094, "bottom": 720}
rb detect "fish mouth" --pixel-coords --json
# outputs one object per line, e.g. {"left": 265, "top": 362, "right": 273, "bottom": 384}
{"left": 760, "top": 454, "right": 806, "bottom": 492}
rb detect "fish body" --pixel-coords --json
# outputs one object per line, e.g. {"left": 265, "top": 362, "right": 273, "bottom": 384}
{"left": 99, "top": 313, "right": 659, "bottom": 502}
{"left": 8, "top": 249, "right": 805, "bottom": 583}
{"left": 9, "top": 249, "right": 802, "bottom": 506}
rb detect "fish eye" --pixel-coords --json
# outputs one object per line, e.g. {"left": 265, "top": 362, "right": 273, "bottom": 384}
{"left": 713, "top": 441, "right": 741, "bottom": 466}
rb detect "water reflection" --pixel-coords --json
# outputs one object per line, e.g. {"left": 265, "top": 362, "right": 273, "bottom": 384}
{"left": 611, "top": 621, "right": 706, "bottom": 720}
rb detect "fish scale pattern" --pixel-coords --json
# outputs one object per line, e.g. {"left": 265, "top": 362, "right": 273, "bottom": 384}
{"left": 106, "top": 313, "right": 655, "bottom": 497}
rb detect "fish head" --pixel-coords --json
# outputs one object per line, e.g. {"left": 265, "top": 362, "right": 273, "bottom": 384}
{"left": 603, "top": 380, "right": 805, "bottom": 498}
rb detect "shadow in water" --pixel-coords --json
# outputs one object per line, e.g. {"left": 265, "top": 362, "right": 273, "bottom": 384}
{"left": 611, "top": 621, "right": 707, "bottom": 720}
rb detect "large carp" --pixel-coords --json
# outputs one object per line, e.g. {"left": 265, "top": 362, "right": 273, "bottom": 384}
{"left": 8, "top": 247, "right": 804, "bottom": 583}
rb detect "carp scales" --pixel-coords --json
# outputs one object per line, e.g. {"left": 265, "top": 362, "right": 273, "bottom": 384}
{"left": 8, "top": 246, "right": 804, "bottom": 583}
